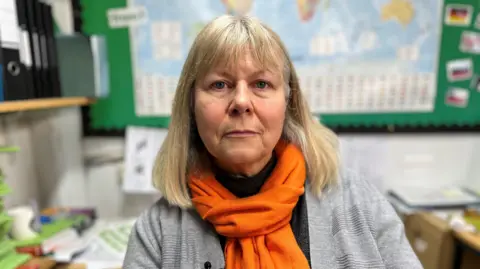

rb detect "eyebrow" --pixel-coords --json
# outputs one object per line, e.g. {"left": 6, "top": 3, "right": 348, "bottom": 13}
{"left": 214, "top": 70, "right": 274, "bottom": 80}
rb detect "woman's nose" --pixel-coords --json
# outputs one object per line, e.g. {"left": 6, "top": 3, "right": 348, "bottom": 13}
{"left": 228, "top": 81, "right": 253, "bottom": 115}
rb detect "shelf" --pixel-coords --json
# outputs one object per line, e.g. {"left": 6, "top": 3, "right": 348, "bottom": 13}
{"left": 0, "top": 97, "right": 94, "bottom": 113}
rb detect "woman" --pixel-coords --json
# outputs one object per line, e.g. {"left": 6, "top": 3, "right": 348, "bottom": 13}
{"left": 124, "top": 15, "right": 421, "bottom": 269}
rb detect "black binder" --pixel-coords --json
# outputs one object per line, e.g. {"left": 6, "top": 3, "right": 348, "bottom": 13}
{"left": 25, "top": 0, "right": 45, "bottom": 98}
{"left": 41, "top": 2, "right": 61, "bottom": 96}
{"left": 36, "top": 0, "right": 53, "bottom": 97}
{"left": 72, "top": 0, "right": 83, "bottom": 32}
{"left": 0, "top": 45, "right": 30, "bottom": 101}
{"left": 15, "top": 0, "right": 35, "bottom": 98}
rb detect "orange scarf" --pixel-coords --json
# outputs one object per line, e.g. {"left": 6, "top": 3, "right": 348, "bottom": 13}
{"left": 189, "top": 142, "right": 310, "bottom": 269}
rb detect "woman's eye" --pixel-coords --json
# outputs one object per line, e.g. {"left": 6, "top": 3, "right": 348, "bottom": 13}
{"left": 255, "top": 81, "right": 268, "bottom": 89}
{"left": 211, "top": 81, "right": 226, "bottom": 90}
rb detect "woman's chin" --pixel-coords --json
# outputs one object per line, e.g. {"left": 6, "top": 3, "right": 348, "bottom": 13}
{"left": 216, "top": 148, "right": 270, "bottom": 172}
{"left": 223, "top": 151, "right": 259, "bottom": 165}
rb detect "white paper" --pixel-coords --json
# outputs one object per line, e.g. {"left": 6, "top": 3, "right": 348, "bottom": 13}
{"left": 107, "top": 6, "right": 147, "bottom": 29}
{"left": 0, "top": 0, "right": 19, "bottom": 47}
{"left": 123, "top": 126, "right": 167, "bottom": 193}
{"left": 72, "top": 219, "right": 135, "bottom": 269}
{"left": 389, "top": 186, "right": 480, "bottom": 207}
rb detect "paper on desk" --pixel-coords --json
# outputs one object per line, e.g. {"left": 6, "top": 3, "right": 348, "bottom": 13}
{"left": 73, "top": 219, "right": 136, "bottom": 268}
{"left": 123, "top": 126, "right": 167, "bottom": 193}
{"left": 389, "top": 186, "right": 480, "bottom": 207}
{"left": 87, "top": 262, "right": 122, "bottom": 269}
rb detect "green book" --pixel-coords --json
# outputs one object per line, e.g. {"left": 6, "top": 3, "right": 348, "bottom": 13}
{"left": 0, "top": 252, "right": 30, "bottom": 269}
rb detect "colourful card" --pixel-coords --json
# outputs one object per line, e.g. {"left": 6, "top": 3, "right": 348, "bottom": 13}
{"left": 445, "top": 4, "right": 473, "bottom": 26}
{"left": 445, "top": 88, "right": 469, "bottom": 107}
{"left": 447, "top": 58, "right": 473, "bottom": 81}
{"left": 460, "top": 31, "right": 480, "bottom": 54}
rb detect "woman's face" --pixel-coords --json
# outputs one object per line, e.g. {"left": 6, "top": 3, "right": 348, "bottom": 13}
{"left": 194, "top": 54, "right": 287, "bottom": 175}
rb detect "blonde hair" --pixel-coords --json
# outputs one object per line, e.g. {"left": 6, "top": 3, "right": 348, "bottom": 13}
{"left": 153, "top": 15, "right": 339, "bottom": 208}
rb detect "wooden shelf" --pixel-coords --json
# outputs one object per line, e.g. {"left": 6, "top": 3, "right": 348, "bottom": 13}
{"left": 0, "top": 97, "right": 94, "bottom": 113}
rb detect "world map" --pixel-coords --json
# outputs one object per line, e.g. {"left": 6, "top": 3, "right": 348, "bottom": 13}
{"left": 127, "top": 0, "right": 442, "bottom": 115}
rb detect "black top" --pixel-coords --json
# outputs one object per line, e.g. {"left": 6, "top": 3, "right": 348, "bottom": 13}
{"left": 212, "top": 154, "right": 311, "bottom": 266}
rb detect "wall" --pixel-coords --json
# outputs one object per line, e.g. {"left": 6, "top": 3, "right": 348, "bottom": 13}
{"left": 0, "top": 114, "right": 39, "bottom": 209}
{"left": 3, "top": 107, "right": 87, "bottom": 209}
{"left": 83, "top": 137, "right": 160, "bottom": 218}
{"left": 465, "top": 138, "right": 480, "bottom": 191}
{"left": 29, "top": 107, "right": 87, "bottom": 207}
{"left": 340, "top": 134, "right": 478, "bottom": 193}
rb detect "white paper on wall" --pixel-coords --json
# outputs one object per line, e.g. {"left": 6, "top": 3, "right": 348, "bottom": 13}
{"left": 122, "top": 126, "right": 167, "bottom": 193}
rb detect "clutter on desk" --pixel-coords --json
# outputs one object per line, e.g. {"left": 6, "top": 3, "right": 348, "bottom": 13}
{"left": 1, "top": 198, "right": 131, "bottom": 268}
{"left": 390, "top": 186, "right": 480, "bottom": 269}
{"left": 388, "top": 186, "right": 480, "bottom": 209}
{"left": 0, "top": 146, "right": 31, "bottom": 269}
{"left": 389, "top": 187, "right": 480, "bottom": 233}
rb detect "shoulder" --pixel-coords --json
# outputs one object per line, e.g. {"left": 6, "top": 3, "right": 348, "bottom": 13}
{"left": 308, "top": 168, "right": 402, "bottom": 241}
{"left": 321, "top": 168, "right": 388, "bottom": 209}
{"left": 134, "top": 198, "right": 205, "bottom": 238}
{"left": 130, "top": 199, "right": 175, "bottom": 248}
{"left": 309, "top": 169, "right": 421, "bottom": 268}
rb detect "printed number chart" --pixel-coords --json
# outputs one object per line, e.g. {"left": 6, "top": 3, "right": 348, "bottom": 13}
{"left": 299, "top": 73, "right": 436, "bottom": 113}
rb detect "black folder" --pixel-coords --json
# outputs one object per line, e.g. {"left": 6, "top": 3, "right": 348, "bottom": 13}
{"left": 34, "top": 0, "right": 51, "bottom": 97}
{"left": 36, "top": 0, "right": 53, "bottom": 97}
{"left": 41, "top": 2, "right": 61, "bottom": 96}
{"left": 0, "top": 45, "right": 30, "bottom": 101}
{"left": 25, "top": 0, "right": 45, "bottom": 98}
{"left": 72, "top": 0, "right": 83, "bottom": 32}
{"left": 15, "top": 0, "right": 37, "bottom": 99}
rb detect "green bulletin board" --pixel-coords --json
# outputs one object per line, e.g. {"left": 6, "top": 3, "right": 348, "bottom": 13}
{"left": 82, "top": 0, "right": 170, "bottom": 129}
{"left": 81, "top": 0, "right": 480, "bottom": 130}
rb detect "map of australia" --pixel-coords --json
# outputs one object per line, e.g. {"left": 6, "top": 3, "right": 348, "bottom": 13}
{"left": 381, "top": 0, "right": 415, "bottom": 26}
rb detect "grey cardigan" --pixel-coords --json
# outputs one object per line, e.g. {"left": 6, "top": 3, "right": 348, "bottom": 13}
{"left": 123, "top": 170, "right": 422, "bottom": 269}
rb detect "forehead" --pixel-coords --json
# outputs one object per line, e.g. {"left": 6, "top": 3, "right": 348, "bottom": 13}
{"left": 191, "top": 17, "right": 288, "bottom": 82}
{"left": 209, "top": 53, "right": 283, "bottom": 75}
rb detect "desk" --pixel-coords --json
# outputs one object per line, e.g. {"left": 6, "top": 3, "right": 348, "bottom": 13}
{"left": 453, "top": 230, "right": 480, "bottom": 269}
{"left": 455, "top": 231, "right": 480, "bottom": 251}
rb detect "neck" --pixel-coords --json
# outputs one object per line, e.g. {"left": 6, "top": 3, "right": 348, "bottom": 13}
{"left": 214, "top": 152, "right": 273, "bottom": 176}
{"left": 213, "top": 153, "right": 277, "bottom": 198}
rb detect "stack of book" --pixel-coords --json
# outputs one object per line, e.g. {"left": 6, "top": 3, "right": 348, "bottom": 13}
{"left": 0, "top": 147, "right": 30, "bottom": 269}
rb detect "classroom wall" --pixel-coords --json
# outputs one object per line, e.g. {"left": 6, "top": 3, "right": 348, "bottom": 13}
{"left": 0, "top": 114, "right": 39, "bottom": 208}
{"left": 3, "top": 107, "right": 87, "bottom": 209}
{"left": 465, "top": 139, "right": 480, "bottom": 191}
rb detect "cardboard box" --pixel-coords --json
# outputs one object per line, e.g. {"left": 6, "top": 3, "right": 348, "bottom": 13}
{"left": 455, "top": 230, "right": 480, "bottom": 269}
{"left": 404, "top": 213, "right": 455, "bottom": 269}
{"left": 460, "top": 247, "right": 480, "bottom": 269}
